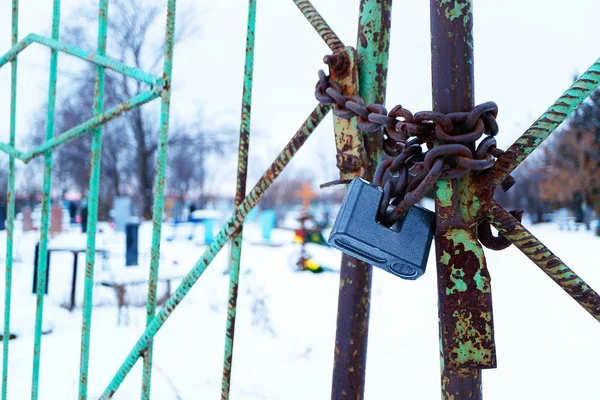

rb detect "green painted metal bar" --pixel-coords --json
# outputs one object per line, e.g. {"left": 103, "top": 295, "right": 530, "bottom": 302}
{"left": 291, "top": 0, "right": 344, "bottom": 52}
{"left": 141, "top": 0, "right": 177, "bottom": 397}
{"left": 488, "top": 57, "right": 600, "bottom": 186}
{"left": 330, "top": 2, "right": 391, "bottom": 399}
{"left": 486, "top": 201, "right": 600, "bottom": 322}
{"left": 0, "top": 34, "right": 160, "bottom": 85}
{"left": 0, "top": 88, "right": 161, "bottom": 163}
{"left": 31, "top": 1, "right": 61, "bottom": 398}
{"left": 2, "top": 1, "right": 18, "bottom": 398}
{"left": 221, "top": 0, "right": 257, "bottom": 398}
{"left": 78, "top": 1, "right": 108, "bottom": 398}
{"left": 20, "top": 88, "right": 161, "bottom": 162}
{"left": 100, "top": 104, "right": 331, "bottom": 399}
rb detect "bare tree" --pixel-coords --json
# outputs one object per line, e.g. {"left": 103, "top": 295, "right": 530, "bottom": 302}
{"left": 27, "top": 0, "right": 202, "bottom": 219}
{"left": 535, "top": 83, "right": 600, "bottom": 220}
{"left": 27, "top": 66, "right": 132, "bottom": 218}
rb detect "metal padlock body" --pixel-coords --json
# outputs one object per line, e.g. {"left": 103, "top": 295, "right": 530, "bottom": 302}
{"left": 328, "top": 178, "right": 435, "bottom": 280}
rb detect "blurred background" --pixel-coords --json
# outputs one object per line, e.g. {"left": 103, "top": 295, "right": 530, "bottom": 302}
{"left": 0, "top": 0, "right": 599, "bottom": 399}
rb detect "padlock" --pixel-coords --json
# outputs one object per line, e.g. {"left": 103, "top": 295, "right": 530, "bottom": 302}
{"left": 328, "top": 177, "right": 435, "bottom": 280}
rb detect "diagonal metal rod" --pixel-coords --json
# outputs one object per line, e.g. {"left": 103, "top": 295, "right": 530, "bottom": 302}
{"left": 488, "top": 57, "right": 600, "bottom": 186}
{"left": 0, "top": 34, "right": 160, "bottom": 85}
{"left": 100, "top": 104, "right": 331, "bottom": 399}
{"left": 17, "top": 88, "right": 161, "bottom": 162}
{"left": 31, "top": 1, "right": 61, "bottom": 398}
{"left": 221, "top": 0, "right": 257, "bottom": 398}
{"left": 487, "top": 201, "right": 600, "bottom": 322}
{"left": 78, "top": 1, "right": 108, "bottom": 398}
{"left": 0, "top": 89, "right": 161, "bottom": 163}
{"left": 292, "top": 0, "right": 345, "bottom": 52}
{"left": 2, "top": 1, "right": 18, "bottom": 398}
{"left": 141, "top": 0, "right": 177, "bottom": 396}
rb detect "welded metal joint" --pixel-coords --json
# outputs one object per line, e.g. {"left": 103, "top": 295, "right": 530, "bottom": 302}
{"left": 327, "top": 47, "right": 368, "bottom": 180}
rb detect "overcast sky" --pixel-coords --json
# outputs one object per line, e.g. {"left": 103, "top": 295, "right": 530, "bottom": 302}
{"left": 1, "top": 0, "right": 600, "bottom": 194}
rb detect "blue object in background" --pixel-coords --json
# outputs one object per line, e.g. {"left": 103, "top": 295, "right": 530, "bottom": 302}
{"left": 245, "top": 206, "right": 258, "bottom": 223}
{"left": 204, "top": 219, "right": 214, "bottom": 244}
{"left": 125, "top": 221, "right": 140, "bottom": 267}
{"left": 260, "top": 210, "right": 276, "bottom": 241}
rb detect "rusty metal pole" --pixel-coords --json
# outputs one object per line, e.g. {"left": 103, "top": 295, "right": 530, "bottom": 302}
{"left": 331, "top": 1, "right": 392, "bottom": 399}
{"left": 431, "top": 1, "right": 495, "bottom": 398}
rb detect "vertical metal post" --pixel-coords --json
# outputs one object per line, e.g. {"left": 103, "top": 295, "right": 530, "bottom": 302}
{"left": 430, "top": 1, "right": 494, "bottom": 398}
{"left": 78, "top": 1, "right": 108, "bottom": 397}
{"left": 221, "top": 0, "right": 257, "bottom": 398}
{"left": 31, "top": 1, "right": 61, "bottom": 398}
{"left": 141, "top": 0, "right": 177, "bottom": 397}
{"left": 331, "top": 1, "right": 392, "bottom": 399}
{"left": 2, "top": 1, "right": 18, "bottom": 398}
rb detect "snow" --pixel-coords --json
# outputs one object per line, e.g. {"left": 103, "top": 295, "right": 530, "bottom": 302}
{"left": 0, "top": 217, "right": 599, "bottom": 399}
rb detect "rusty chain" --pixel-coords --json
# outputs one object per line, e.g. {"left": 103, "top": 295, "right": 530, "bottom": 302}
{"left": 315, "top": 69, "right": 509, "bottom": 230}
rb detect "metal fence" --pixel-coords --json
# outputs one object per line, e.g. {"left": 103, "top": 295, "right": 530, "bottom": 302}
{"left": 1, "top": 0, "right": 599, "bottom": 399}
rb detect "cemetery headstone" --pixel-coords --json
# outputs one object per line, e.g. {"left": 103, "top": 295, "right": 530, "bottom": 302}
{"left": 113, "top": 197, "right": 132, "bottom": 232}
{"left": 204, "top": 219, "right": 214, "bottom": 244}
{"left": 80, "top": 202, "right": 88, "bottom": 234}
{"left": 125, "top": 220, "right": 140, "bottom": 267}
{"left": 32, "top": 242, "right": 51, "bottom": 295}
{"left": 22, "top": 207, "right": 34, "bottom": 231}
{"left": 295, "top": 182, "right": 317, "bottom": 211}
{"left": 0, "top": 201, "right": 6, "bottom": 231}
{"left": 173, "top": 199, "right": 183, "bottom": 222}
{"left": 68, "top": 201, "right": 77, "bottom": 224}
{"left": 260, "top": 210, "right": 276, "bottom": 241}
{"left": 50, "top": 204, "right": 63, "bottom": 236}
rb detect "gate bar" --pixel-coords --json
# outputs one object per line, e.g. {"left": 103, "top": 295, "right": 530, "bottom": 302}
{"left": 431, "top": 0, "right": 490, "bottom": 398}
{"left": 292, "top": 0, "right": 344, "bottom": 52}
{"left": 2, "top": 1, "right": 19, "bottom": 398}
{"left": 0, "top": 34, "right": 159, "bottom": 85}
{"left": 487, "top": 201, "right": 600, "bottom": 321}
{"left": 101, "top": 104, "right": 331, "bottom": 398}
{"left": 141, "top": 0, "right": 177, "bottom": 396}
{"left": 221, "top": 0, "right": 257, "bottom": 397}
{"left": 31, "top": 1, "right": 61, "bottom": 398}
{"left": 78, "top": 1, "right": 109, "bottom": 398}
{"left": 331, "top": 1, "right": 392, "bottom": 399}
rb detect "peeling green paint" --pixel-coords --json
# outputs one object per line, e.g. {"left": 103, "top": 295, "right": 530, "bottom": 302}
{"left": 444, "top": 0, "right": 470, "bottom": 22}
{"left": 440, "top": 251, "right": 451, "bottom": 264}
{"left": 437, "top": 180, "right": 453, "bottom": 207}
{"left": 447, "top": 267, "right": 467, "bottom": 295}
{"left": 473, "top": 271, "right": 489, "bottom": 293}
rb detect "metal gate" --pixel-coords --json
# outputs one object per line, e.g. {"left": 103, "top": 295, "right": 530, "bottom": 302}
{"left": 1, "top": 0, "right": 599, "bottom": 399}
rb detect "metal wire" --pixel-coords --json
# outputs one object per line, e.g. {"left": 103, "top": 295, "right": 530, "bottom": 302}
{"left": 78, "top": 1, "right": 108, "bottom": 398}
{"left": 1, "top": 1, "right": 18, "bottom": 398}
{"left": 222, "top": 0, "right": 257, "bottom": 398}
{"left": 31, "top": 1, "right": 61, "bottom": 398}
{"left": 141, "top": 0, "right": 177, "bottom": 396}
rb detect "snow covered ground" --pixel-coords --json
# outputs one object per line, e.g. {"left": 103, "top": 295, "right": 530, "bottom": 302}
{"left": 0, "top": 216, "right": 599, "bottom": 399}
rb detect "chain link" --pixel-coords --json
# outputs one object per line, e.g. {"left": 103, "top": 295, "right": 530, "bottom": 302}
{"left": 315, "top": 68, "right": 507, "bottom": 226}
